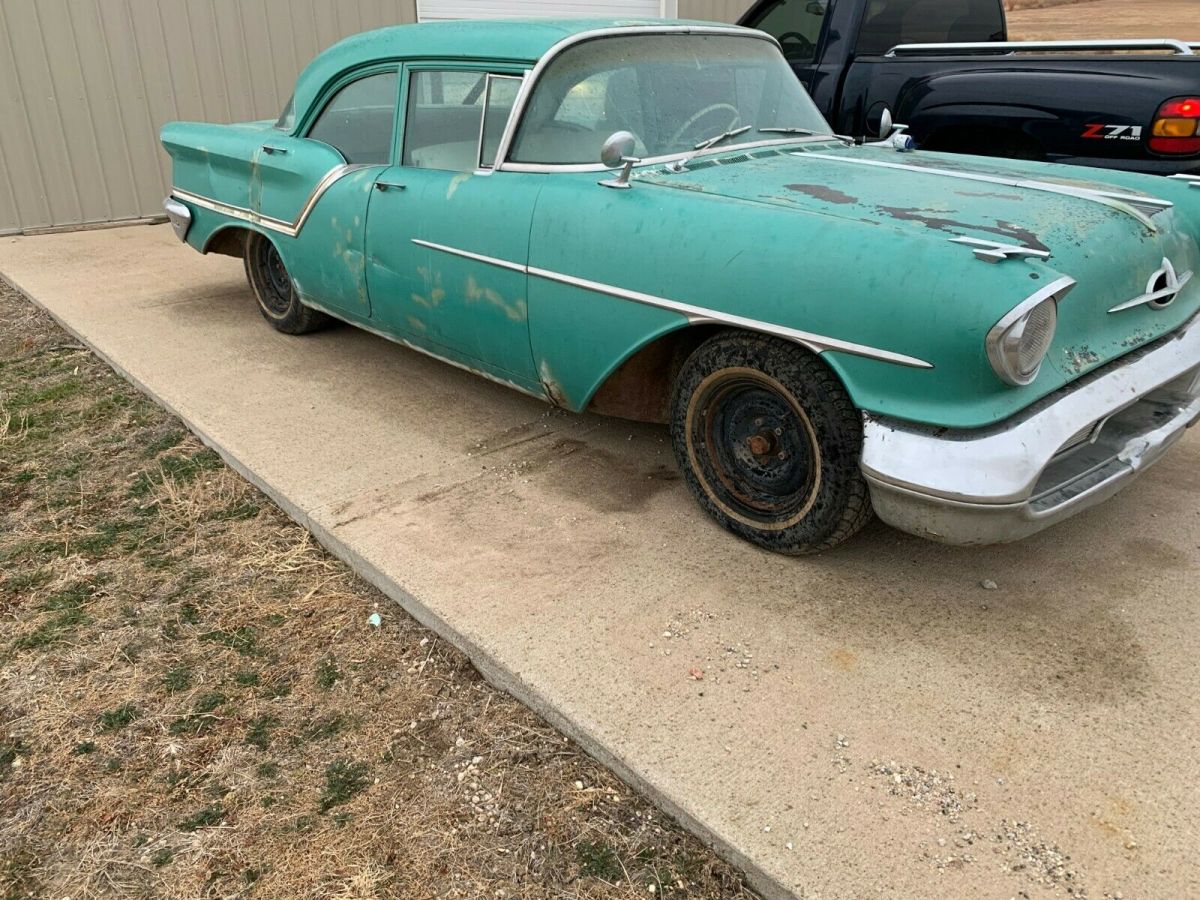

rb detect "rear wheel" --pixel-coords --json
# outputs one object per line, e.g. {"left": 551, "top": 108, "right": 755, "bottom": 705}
{"left": 244, "top": 232, "right": 330, "bottom": 334}
{"left": 669, "top": 332, "right": 873, "bottom": 554}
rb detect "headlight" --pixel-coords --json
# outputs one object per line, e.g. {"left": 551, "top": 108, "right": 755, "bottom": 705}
{"left": 986, "top": 277, "right": 1075, "bottom": 386}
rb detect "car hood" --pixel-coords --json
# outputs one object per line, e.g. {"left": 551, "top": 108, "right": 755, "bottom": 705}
{"left": 635, "top": 142, "right": 1200, "bottom": 387}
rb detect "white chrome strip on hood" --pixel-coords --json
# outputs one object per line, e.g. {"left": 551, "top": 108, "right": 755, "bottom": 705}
{"left": 414, "top": 239, "right": 933, "bottom": 369}
{"left": 800, "top": 152, "right": 1172, "bottom": 230}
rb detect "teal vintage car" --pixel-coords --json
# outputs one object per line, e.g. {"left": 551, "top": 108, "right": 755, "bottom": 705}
{"left": 161, "top": 19, "right": 1200, "bottom": 553}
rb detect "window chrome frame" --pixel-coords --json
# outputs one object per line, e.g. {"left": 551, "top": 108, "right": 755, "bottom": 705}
{"left": 302, "top": 65, "right": 401, "bottom": 168}
{"left": 492, "top": 24, "right": 795, "bottom": 175}
{"left": 477, "top": 73, "right": 525, "bottom": 171}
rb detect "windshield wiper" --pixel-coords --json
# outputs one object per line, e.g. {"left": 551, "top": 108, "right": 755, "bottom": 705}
{"left": 758, "top": 126, "right": 854, "bottom": 146}
{"left": 693, "top": 124, "right": 753, "bottom": 151}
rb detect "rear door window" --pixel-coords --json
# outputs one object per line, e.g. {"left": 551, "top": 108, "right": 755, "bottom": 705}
{"left": 307, "top": 71, "right": 399, "bottom": 164}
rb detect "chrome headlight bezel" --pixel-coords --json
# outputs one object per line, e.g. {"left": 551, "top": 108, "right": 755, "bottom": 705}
{"left": 986, "top": 276, "right": 1075, "bottom": 386}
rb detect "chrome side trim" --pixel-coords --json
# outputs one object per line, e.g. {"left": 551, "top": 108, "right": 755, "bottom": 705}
{"left": 1109, "top": 258, "right": 1193, "bottom": 313}
{"left": 414, "top": 238, "right": 933, "bottom": 369}
{"left": 1169, "top": 174, "right": 1200, "bottom": 189}
{"left": 949, "top": 236, "right": 1051, "bottom": 264}
{"left": 801, "top": 152, "right": 1172, "bottom": 230}
{"left": 171, "top": 163, "right": 378, "bottom": 238}
{"left": 493, "top": 24, "right": 777, "bottom": 172}
{"left": 163, "top": 197, "right": 192, "bottom": 242}
{"left": 887, "top": 38, "right": 1197, "bottom": 56}
{"left": 412, "top": 238, "right": 526, "bottom": 274}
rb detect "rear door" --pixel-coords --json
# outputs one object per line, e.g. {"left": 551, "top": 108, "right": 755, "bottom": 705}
{"left": 280, "top": 68, "right": 401, "bottom": 319}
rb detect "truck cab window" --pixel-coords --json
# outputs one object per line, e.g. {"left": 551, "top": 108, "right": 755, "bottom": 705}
{"left": 743, "top": 0, "right": 830, "bottom": 63}
{"left": 856, "top": 0, "right": 1005, "bottom": 56}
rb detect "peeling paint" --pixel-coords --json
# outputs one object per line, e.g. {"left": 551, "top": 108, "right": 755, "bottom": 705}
{"left": 784, "top": 183, "right": 856, "bottom": 205}
{"left": 1063, "top": 345, "right": 1101, "bottom": 373}
{"left": 539, "top": 360, "right": 570, "bottom": 408}
{"left": 447, "top": 173, "right": 472, "bottom": 200}
{"left": 875, "top": 206, "right": 1049, "bottom": 252}
{"left": 464, "top": 275, "right": 528, "bottom": 323}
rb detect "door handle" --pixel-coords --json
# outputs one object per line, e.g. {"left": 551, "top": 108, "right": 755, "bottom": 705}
{"left": 375, "top": 181, "right": 406, "bottom": 192}
{"left": 261, "top": 144, "right": 288, "bottom": 155}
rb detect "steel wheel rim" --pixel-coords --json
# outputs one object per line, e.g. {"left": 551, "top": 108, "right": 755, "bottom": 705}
{"left": 687, "top": 369, "right": 820, "bottom": 529}
{"left": 254, "top": 239, "right": 292, "bottom": 316}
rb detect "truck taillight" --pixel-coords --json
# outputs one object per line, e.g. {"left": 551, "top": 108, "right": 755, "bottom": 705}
{"left": 1151, "top": 97, "right": 1200, "bottom": 155}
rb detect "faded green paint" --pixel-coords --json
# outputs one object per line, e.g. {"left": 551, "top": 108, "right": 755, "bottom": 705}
{"left": 162, "top": 19, "right": 1200, "bottom": 431}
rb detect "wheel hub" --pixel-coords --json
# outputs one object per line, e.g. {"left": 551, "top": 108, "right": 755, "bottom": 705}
{"left": 693, "top": 375, "right": 818, "bottom": 523}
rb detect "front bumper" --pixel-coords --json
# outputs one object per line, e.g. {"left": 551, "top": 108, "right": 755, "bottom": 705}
{"left": 862, "top": 314, "right": 1200, "bottom": 545}
{"left": 163, "top": 196, "right": 192, "bottom": 242}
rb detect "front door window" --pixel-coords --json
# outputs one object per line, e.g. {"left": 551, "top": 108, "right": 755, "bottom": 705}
{"left": 403, "top": 70, "right": 522, "bottom": 172}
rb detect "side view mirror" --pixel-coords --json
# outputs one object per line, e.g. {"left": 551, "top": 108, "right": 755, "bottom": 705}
{"left": 873, "top": 108, "right": 915, "bottom": 152}
{"left": 599, "top": 130, "right": 640, "bottom": 190}
{"left": 878, "top": 107, "right": 893, "bottom": 140}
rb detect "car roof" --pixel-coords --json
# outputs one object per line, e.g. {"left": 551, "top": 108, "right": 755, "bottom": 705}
{"left": 290, "top": 18, "right": 756, "bottom": 125}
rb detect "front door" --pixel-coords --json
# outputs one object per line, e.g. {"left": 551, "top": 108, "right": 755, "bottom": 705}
{"left": 366, "top": 66, "right": 542, "bottom": 393}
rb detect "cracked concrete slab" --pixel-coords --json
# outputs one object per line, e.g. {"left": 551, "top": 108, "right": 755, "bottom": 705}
{"left": 3, "top": 224, "right": 1199, "bottom": 900}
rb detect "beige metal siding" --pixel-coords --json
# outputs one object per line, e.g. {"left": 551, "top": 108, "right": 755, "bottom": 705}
{"left": 0, "top": 0, "right": 417, "bottom": 234}
{"left": 678, "top": 0, "right": 754, "bottom": 22}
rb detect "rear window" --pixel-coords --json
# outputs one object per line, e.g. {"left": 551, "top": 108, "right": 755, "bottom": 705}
{"left": 856, "top": 0, "right": 1004, "bottom": 56}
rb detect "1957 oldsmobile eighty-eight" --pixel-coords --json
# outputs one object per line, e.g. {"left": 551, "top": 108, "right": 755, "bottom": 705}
{"left": 161, "top": 19, "right": 1200, "bottom": 554}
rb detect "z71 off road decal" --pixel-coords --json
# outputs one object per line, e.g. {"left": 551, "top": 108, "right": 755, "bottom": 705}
{"left": 1082, "top": 124, "right": 1143, "bottom": 141}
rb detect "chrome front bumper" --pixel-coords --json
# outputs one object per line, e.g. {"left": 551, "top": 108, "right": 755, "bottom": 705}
{"left": 163, "top": 196, "right": 192, "bottom": 242}
{"left": 862, "top": 315, "right": 1200, "bottom": 545}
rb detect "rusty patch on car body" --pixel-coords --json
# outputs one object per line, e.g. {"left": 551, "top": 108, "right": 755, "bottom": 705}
{"left": 875, "top": 206, "right": 1049, "bottom": 252}
{"left": 784, "top": 183, "right": 857, "bottom": 204}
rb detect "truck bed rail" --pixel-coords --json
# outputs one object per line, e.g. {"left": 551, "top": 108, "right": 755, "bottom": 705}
{"left": 886, "top": 39, "right": 1197, "bottom": 57}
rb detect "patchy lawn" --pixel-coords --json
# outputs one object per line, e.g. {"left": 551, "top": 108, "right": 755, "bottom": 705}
{"left": 0, "top": 279, "right": 755, "bottom": 899}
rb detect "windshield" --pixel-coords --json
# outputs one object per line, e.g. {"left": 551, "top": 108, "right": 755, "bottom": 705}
{"left": 509, "top": 32, "right": 832, "bottom": 166}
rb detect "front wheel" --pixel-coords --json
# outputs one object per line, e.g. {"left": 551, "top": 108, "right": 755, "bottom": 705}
{"left": 244, "top": 232, "right": 331, "bottom": 335}
{"left": 669, "top": 333, "right": 873, "bottom": 555}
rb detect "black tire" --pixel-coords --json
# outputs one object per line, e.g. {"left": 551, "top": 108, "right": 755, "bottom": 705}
{"left": 669, "top": 332, "right": 873, "bottom": 555}
{"left": 243, "top": 232, "right": 331, "bottom": 334}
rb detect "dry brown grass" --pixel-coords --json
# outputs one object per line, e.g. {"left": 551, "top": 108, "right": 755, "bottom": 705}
{"left": 0, "top": 279, "right": 755, "bottom": 900}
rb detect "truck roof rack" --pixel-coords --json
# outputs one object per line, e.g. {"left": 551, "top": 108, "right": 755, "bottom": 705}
{"left": 886, "top": 39, "right": 1197, "bottom": 57}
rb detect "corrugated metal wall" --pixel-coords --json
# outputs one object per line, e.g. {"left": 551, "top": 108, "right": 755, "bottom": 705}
{"left": 0, "top": 0, "right": 752, "bottom": 234}
{"left": 0, "top": 0, "right": 417, "bottom": 234}
{"left": 678, "top": 0, "right": 754, "bottom": 22}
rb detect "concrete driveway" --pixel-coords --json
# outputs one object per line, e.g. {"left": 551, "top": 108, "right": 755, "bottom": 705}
{"left": 3, "top": 224, "right": 1198, "bottom": 899}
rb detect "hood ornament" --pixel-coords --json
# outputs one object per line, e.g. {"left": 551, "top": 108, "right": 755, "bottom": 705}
{"left": 949, "top": 236, "right": 1051, "bottom": 264}
{"left": 1109, "top": 257, "right": 1193, "bottom": 313}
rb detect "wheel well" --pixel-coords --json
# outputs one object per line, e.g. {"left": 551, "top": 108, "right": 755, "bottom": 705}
{"left": 584, "top": 324, "right": 726, "bottom": 423}
{"left": 203, "top": 226, "right": 252, "bottom": 258}
{"left": 922, "top": 124, "right": 1044, "bottom": 161}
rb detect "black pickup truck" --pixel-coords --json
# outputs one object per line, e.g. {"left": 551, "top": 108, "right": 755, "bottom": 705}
{"left": 739, "top": 0, "right": 1200, "bottom": 175}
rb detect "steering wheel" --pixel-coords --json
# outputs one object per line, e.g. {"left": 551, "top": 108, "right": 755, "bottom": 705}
{"left": 669, "top": 103, "right": 741, "bottom": 149}
{"left": 777, "top": 31, "right": 815, "bottom": 60}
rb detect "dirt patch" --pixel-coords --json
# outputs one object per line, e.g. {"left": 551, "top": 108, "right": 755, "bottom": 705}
{"left": 0, "top": 279, "right": 755, "bottom": 898}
